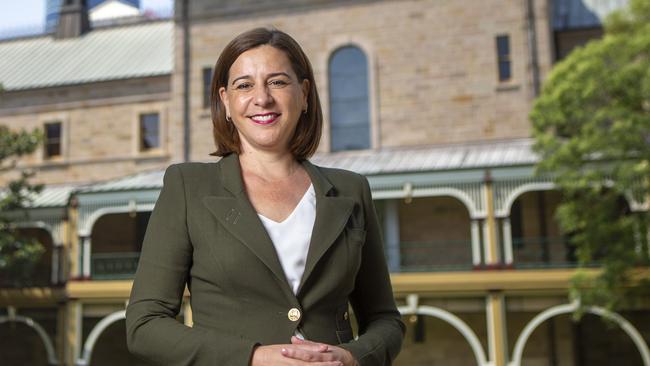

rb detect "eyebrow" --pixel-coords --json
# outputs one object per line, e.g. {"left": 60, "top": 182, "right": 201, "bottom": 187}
{"left": 230, "top": 72, "right": 292, "bottom": 86}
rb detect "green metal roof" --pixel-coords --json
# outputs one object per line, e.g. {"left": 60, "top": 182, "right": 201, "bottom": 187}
{"left": 1, "top": 183, "right": 80, "bottom": 208}
{"left": 0, "top": 20, "right": 172, "bottom": 91}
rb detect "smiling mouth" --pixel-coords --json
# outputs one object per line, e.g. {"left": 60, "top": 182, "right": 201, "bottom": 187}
{"left": 249, "top": 113, "right": 280, "bottom": 125}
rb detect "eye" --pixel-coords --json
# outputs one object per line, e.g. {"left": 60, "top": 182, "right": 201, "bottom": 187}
{"left": 269, "top": 79, "right": 289, "bottom": 88}
{"left": 235, "top": 82, "right": 253, "bottom": 90}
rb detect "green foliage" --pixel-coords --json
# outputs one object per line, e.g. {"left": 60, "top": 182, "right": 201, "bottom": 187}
{"left": 531, "top": 0, "right": 650, "bottom": 311}
{"left": 0, "top": 125, "right": 45, "bottom": 286}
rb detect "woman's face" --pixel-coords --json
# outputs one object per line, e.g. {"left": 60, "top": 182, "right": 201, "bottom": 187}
{"left": 219, "top": 45, "right": 309, "bottom": 155}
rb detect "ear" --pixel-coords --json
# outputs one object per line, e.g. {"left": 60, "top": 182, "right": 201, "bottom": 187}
{"left": 301, "top": 79, "right": 310, "bottom": 109}
{"left": 219, "top": 86, "right": 230, "bottom": 117}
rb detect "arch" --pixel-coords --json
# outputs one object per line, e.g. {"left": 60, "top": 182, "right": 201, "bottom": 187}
{"left": 398, "top": 295, "right": 488, "bottom": 366}
{"left": 499, "top": 181, "right": 643, "bottom": 217}
{"left": 0, "top": 314, "right": 59, "bottom": 365}
{"left": 79, "top": 204, "right": 154, "bottom": 237}
{"left": 14, "top": 221, "right": 56, "bottom": 241}
{"left": 399, "top": 191, "right": 477, "bottom": 269}
{"left": 79, "top": 205, "right": 153, "bottom": 278}
{"left": 411, "top": 187, "right": 479, "bottom": 219}
{"left": 498, "top": 182, "right": 555, "bottom": 218}
{"left": 77, "top": 310, "right": 126, "bottom": 366}
{"left": 3, "top": 225, "right": 57, "bottom": 286}
{"left": 509, "top": 301, "right": 650, "bottom": 366}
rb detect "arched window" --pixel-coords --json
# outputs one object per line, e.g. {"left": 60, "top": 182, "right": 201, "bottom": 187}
{"left": 329, "top": 46, "right": 370, "bottom": 151}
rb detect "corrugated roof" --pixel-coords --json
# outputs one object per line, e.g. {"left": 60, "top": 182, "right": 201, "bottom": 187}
{"left": 76, "top": 168, "right": 165, "bottom": 193}
{"left": 75, "top": 139, "right": 539, "bottom": 194}
{"left": 0, "top": 138, "right": 541, "bottom": 207}
{"left": 553, "top": 0, "right": 629, "bottom": 30}
{"left": 0, "top": 139, "right": 538, "bottom": 207}
{"left": 311, "top": 138, "right": 539, "bottom": 175}
{"left": 0, "top": 20, "right": 172, "bottom": 91}
{"left": 27, "top": 184, "right": 80, "bottom": 207}
{"left": 0, "top": 183, "right": 81, "bottom": 209}
{"left": 3, "top": 139, "right": 540, "bottom": 207}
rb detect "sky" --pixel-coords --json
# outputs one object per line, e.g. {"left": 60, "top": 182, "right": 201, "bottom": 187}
{"left": 0, "top": 0, "right": 172, "bottom": 31}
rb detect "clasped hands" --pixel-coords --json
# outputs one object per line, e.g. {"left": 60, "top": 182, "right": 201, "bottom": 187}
{"left": 251, "top": 336, "right": 358, "bottom": 366}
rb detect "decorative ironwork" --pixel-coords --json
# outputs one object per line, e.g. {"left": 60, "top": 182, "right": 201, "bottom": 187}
{"left": 91, "top": 252, "right": 140, "bottom": 279}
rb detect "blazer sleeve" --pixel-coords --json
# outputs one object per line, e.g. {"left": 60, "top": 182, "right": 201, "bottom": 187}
{"left": 125, "top": 164, "right": 258, "bottom": 366}
{"left": 339, "top": 175, "right": 406, "bottom": 366}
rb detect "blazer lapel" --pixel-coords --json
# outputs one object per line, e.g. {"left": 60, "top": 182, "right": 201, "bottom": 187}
{"left": 298, "top": 160, "right": 354, "bottom": 294}
{"left": 202, "top": 154, "right": 294, "bottom": 298}
{"left": 201, "top": 155, "right": 355, "bottom": 299}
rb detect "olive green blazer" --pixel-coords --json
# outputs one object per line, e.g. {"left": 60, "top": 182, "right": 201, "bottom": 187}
{"left": 126, "top": 153, "right": 404, "bottom": 366}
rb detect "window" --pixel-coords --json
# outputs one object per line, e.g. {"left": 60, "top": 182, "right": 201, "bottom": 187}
{"left": 554, "top": 28, "right": 602, "bottom": 61}
{"left": 139, "top": 113, "right": 160, "bottom": 151}
{"left": 496, "top": 35, "right": 511, "bottom": 81}
{"left": 329, "top": 46, "right": 370, "bottom": 152}
{"left": 203, "top": 67, "right": 213, "bottom": 109}
{"left": 44, "top": 122, "right": 62, "bottom": 158}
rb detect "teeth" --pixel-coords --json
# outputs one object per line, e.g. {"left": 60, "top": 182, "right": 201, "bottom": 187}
{"left": 252, "top": 114, "right": 277, "bottom": 122}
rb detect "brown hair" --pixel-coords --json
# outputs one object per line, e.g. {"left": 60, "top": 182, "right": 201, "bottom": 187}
{"left": 210, "top": 28, "right": 322, "bottom": 160}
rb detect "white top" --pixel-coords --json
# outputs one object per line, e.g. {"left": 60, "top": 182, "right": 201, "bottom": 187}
{"left": 258, "top": 184, "right": 316, "bottom": 294}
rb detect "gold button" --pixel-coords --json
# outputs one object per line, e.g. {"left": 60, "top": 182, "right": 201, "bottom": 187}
{"left": 288, "top": 308, "right": 301, "bottom": 322}
{"left": 344, "top": 311, "right": 349, "bottom": 320}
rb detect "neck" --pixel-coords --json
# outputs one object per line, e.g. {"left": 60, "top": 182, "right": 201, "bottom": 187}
{"left": 238, "top": 147, "right": 300, "bottom": 182}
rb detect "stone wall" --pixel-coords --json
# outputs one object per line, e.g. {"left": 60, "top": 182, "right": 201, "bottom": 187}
{"left": 177, "top": 0, "right": 555, "bottom": 161}
{"left": 0, "top": 76, "right": 171, "bottom": 186}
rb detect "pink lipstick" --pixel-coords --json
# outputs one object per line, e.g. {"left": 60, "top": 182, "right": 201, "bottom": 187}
{"left": 250, "top": 113, "right": 280, "bottom": 125}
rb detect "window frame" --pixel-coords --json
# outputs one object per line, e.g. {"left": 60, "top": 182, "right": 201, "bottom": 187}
{"left": 138, "top": 112, "right": 161, "bottom": 152}
{"left": 37, "top": 115, "right": 69, "bottom": 163}
{"left": 496, "top": 34, "right": 512, "bottom": 82}
{"left": 202, "top": 66, "right": 213, "bottom": 109}
{"left": 325, "top": 41, "right": 376, "bottom": 153}
{"left": 43, "top": 121, "right": 63, "bottom": 159}
{"left": 132, "top": 106, "right": 166, "bottom": 156}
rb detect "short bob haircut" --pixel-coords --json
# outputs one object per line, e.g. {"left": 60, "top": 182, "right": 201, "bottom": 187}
{"left": 210, "top": 28, "right": 323, "bottom": 160}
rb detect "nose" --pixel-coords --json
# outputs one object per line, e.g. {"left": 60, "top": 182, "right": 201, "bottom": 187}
{"left": 253, "top": 84, "right": 274, "bottom": 107}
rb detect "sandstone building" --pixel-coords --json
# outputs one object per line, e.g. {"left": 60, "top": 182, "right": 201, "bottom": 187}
{"left": 0, "top": 0, "right": 647, "bottom": 365}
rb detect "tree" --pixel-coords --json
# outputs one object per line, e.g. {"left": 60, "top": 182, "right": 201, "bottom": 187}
{"left": 0, "top": 125, "right": 44, "bottom": 286}
{"left": 531, "top": 0, "right": 650, "bottom": 311}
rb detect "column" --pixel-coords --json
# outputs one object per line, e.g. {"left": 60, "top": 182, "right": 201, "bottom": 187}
{"left": 502, "top": 218, "right": 514, "bottom": 265}
{"left": 64, "top": 300, "right": 82, "bottom": 366}
{"left": 56, "top": 304, "right": 67, "bottom": 365}
{"left": 483, "top": 177, "right": 501, "bottom": 265}
{"left": 383, "top": 199, "right": 401, "bottom": 272}
{"left": 486, "top": 292, "right": 508, "bottom": 366}
{"left": 471, "top": 219, "right": 481, "bottom": 266}
{"left": 51, "top": 245, "right": 60, "bottom": 285}
{"left": 67, "top": 205, "right": 80, "bottom": 280}
{"left": 81, "top": 236, "right": 91, "bottom": 279}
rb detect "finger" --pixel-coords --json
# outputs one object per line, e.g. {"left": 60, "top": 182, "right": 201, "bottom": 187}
{"left": 291, "top": 336, "right": 329, "bottom": 352}
{"left": 282, "top": 347, "right": 336, "bottom": 362}
{"left": 287, "top": 343, "right": 329, "bottom": 352}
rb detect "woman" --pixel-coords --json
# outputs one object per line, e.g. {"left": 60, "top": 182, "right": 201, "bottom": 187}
{"left": 126, "top": 28, "right": 404, "bottom": 366}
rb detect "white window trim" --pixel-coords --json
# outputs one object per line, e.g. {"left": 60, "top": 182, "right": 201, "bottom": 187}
{"left": 319, "top": 36, "right": 379, "bottom": 152}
